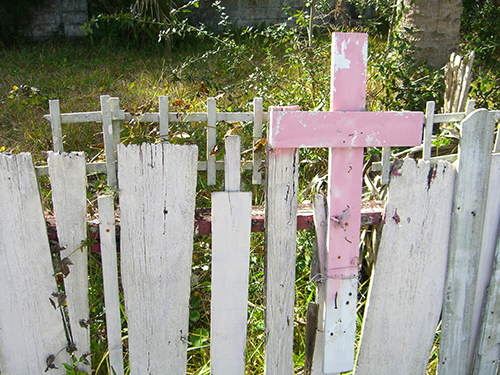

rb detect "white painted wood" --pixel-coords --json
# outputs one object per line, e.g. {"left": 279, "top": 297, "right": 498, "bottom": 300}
{"left": 0, "top": 153, "right": 69, "bottom": 374}
{"left": 207, "top": 97, "right": 217, "bottom": 185}
{"left": 36, "top": 161, "right": 108, "bottom": 177}
{"left": 322, "top": 277, "right": 357, "bottom": 373}
{"left": 98, "top": 195, "right": 125, "bottom": 375}
{"left": 37, "top": 159, "right": 257, "bottom": 177}
{"left": 356, "top": 159, "right": 456, "bottom": 375}
{"left": 264, "top": 147, "right": 300, "bottom": 375}
{"left": 159, "top": 95, "right": 169, "bottom": 142}
{"left": 44, "top": 110, "right": 267, "bottom": 125}
{"left": 44, "top": 111, "right": 102, "bottom": 123}
{"left": 48, "top": 151, "right": 90, "bottom": 372}
{"left": 117, "top": 142, "right": 197, "bottom": 374}
{"left": 380, "top": 146, "right": 391, "bottom": 184}
{"left": 433, "top": 112, "right": 467, "bottom": 123}
{"left": 472, "top": 221, "right": 500, "bottom": 374}
{"left": 253, "top": 97, "right": 263, "bottom": 184}
{"left": 466, "top": 99, "right": 477, "bottom": 116}
{"left": 211, "top": 191, "right": 252, "bottom": 375}
{"left": 224, "top": 135, "right": 241, "bottom": 192}
{"left": 101, "top": 95, "right": 117, "bottom": 187}
{"left": 111, "top": 97, "right": 121, "bottom": 149}
{"left": 439, "top": 109, "right": 496, "bottom": 375}
{"left": 50, "top": 99, "right": 64, "bottom": 152}
{"left": 423, "top": 101, "right": 435, "bottom": 161}
{"left": 469, "top": 154, "right": 500, "bottom": 373}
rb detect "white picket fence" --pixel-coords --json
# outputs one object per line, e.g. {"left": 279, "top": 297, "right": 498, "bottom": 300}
{"left": 2, "top": 29, "right": 500, "bottom": 374}
{"left": 1, "top": 91, "right": 500, "bottom": 374}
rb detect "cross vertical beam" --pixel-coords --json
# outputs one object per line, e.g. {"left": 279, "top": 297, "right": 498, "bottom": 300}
{"left": 323, "top": 33, "right": 367, "bottom": 373}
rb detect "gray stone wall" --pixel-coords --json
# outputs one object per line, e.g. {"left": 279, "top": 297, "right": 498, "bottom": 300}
{"left": 190, "top": 0, "right": 307, "bottom": 31}
{"left": 399, "top": 0, "right": 462, "bottom": 68}
{"left": 30, "top": 0, "right": 88, "bottom": 39}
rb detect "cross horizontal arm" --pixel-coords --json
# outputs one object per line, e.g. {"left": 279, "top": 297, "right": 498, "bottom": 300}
{"left": 269, "top": 110, "right": 423, "bottom": 148}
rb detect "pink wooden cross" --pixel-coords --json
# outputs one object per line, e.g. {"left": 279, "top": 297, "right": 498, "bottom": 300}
{"left": 268, "top": 33, "right": 423, "bottom": 373}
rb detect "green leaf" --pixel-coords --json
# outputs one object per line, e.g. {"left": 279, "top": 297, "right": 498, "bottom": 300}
{"left": 189, "top": 309, "right": 200, "bottom": 322}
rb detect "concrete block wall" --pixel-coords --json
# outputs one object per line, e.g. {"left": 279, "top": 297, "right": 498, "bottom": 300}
{"left": 190, "top": 0, "right": 306, "bottom": 31}
{"left": 30, "top": 0, "right": 88, "bottom": 39}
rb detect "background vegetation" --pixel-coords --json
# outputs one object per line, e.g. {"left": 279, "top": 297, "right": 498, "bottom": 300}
{"left": 0, "top": 0, "right": 498, "bottom": 374}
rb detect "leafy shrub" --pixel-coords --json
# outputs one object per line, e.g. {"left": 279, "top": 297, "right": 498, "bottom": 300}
{"left": 461, "top": 0, "right": 500, "bottom": 69}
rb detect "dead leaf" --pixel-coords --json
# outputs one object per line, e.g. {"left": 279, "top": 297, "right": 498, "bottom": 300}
{"left": 392, "top": 208, "right": 401, "bottom": 225}
{"left": 81, "top": 353, "right": 91, "bottom": 366}
{"left": 253, "top": 138, "right": 267, "bottom": 153}
{"left": 224, "top": 123, "right": 241, "bottom": 138}
{"left": 199, "top": 82, "right": 209, "bottom": 96}
{"left": 49, "top": 298, "right": 57, "bottom": 310}
{"left": 59, "top": 257, "right": 74, "bottom": 277}
{"left": 172, "top": 99, "right": 186, "bottom": 107}
{"left": 209, "top": 141, "right": 223, "bottom": 156}
{"left": 55, "top": 273, "right": 64, "bottom": 286}
{"left": 45, "top": 354, "right": 57, "bottom": 372}
{"left": 67, "top": 342, "right": 77, "bottom": 354}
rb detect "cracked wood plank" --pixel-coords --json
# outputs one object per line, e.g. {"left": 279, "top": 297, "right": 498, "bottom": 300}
{"left": 117, "top": 143, "right": 197, "bottom": 374}
{"left": 356, "top": 159, "right": 455, "bottom": 374}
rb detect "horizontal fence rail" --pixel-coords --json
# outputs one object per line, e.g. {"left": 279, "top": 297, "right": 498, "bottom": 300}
{"left": 43, "top": 95, "right": 268, "bottom": 185}
{"left": 42, "top": 96, "right": 500, "bottom": 189}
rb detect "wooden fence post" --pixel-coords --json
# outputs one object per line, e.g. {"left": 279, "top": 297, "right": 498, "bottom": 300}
{"left": 207, "top": 97, "right": 217, "bottom": 185}
{"left": 101, "top": 95, "right": 117, "bottom": 187}
{"left": 439, "top": 109, "right": 496, "bottom": 375}
{"left": 265, "top": 107, "right": 300, "bottom": 374}
{"left": 253, "top": 97, "right": 263, "bottom": 184}
{"left": 49, "top": 99, "right": 64, "bottom": 152}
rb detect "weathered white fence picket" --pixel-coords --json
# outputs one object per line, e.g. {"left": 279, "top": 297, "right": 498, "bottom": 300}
{"left": 1, "top": 31, "right": 500, "bottom": 375}
{"left": 356, "top": 159, "right": 456, "bottom": 374}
